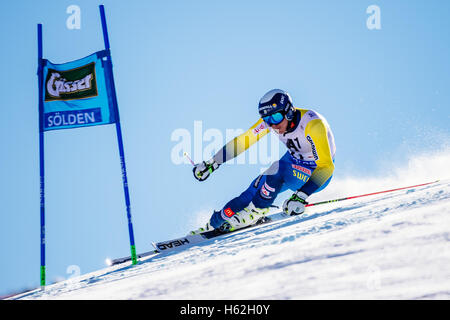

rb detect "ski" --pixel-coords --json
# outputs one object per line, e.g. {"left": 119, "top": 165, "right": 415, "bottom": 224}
{"left": 108, "top": 211, "right": 287, "bottom": 266}
{"left": 151, "top": 212, "right": 289, "bottom": 254}
{"left": 152, "top": 232, "right": 216, "bottom": 252}
{"left": 107, "top": 249, "right": 158, "bottom": 266}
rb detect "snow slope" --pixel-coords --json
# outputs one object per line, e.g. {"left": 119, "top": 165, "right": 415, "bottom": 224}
{"left": 11, "top": 178, "right": 450, "bottom": 300}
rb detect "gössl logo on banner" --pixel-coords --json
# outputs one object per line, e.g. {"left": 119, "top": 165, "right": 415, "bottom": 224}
{"left": 44, "top": 62, "right": 98, "bottom": 101}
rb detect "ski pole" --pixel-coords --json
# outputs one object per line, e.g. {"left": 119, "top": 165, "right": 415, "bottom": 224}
{"left": 306, "top": 180, "right": 439, "bottom": 207}
{"left": 184, "top": 152, "right": 195, "bottom": 166}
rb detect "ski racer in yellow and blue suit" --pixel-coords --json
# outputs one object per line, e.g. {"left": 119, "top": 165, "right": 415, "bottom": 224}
{"left": 193, "top": 89, "right": 336, "bottom": 233}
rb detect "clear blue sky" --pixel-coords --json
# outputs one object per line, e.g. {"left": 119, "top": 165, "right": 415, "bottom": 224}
{"left": 0, "top": 0, "right": 449, "bottom": 296}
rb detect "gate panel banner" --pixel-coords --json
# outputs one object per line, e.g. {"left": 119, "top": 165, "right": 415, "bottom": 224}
{"left": 42, "top": 50, "right": 116, "bottom": 131}
{"left": 37, "top": 5, "right": 139, "bottom": 288}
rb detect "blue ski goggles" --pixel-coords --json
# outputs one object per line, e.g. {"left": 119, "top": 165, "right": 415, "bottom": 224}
{"left": 262, "top": 112, "right": 284, "bottom": 125}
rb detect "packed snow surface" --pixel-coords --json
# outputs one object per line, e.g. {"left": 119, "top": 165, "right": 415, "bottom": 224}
{"left": 12, "top": 179, "right": 450, "bottom": 300}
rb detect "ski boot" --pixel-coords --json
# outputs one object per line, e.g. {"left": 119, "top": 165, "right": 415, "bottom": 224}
{"left": 210, "top": 202, "right": 270, "bottom": 233}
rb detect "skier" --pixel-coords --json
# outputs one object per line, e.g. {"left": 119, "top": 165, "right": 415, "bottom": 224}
{"left": 192, "top": 89, "right": 336, "bottom": 233}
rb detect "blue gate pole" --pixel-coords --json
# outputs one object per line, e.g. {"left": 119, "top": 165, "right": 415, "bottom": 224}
{"left": 37, "top": 23, "right": 46, "bottom": 287}
{"left": 99, "top": 5, "right": 137, "bottom": 265}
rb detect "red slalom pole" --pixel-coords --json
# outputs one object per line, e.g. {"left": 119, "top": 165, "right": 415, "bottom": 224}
{"left": 306, "top": 180, "right": 440, "bottom": 207}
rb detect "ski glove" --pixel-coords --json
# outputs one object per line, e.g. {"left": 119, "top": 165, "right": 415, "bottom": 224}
{"left": 283, "top": 191, "right": 308, "bottom": 216}
{"left": 193, "top": 159, "right": 220, "bottom": 182}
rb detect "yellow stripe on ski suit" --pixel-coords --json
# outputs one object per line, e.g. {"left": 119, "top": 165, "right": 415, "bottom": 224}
{"left": 213, "top": 119, "right": 269, "bottom": 164}
{"left": 303, "top": 117, "right": 335, "bottom": 191}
